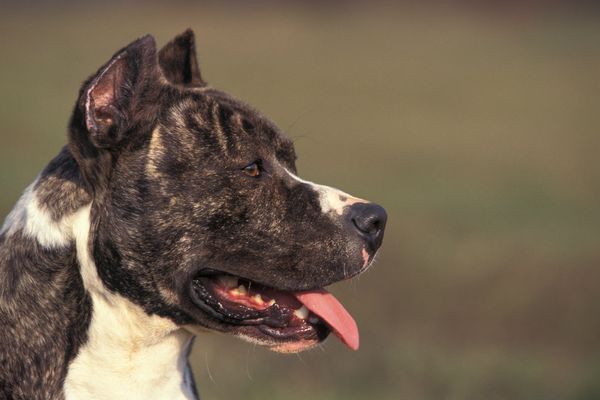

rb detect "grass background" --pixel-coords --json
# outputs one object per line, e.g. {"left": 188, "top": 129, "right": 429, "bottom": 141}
{"left": 1, "top": 2, "right": 599, "bottom": 399}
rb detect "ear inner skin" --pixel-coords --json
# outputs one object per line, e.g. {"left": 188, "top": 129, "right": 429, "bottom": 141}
{"left": 85, "top": 54, "right": 128, "bottom": 147}
{"left": 158, "top": 28, "right": 205, "bottom": 87}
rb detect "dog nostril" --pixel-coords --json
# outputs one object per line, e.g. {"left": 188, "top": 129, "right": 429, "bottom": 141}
{"left": 352, "top": 216, "right": 377, "bottom": 235}
{"left": 348, "top": 203, "right": 388, "bottom": 250}
{"left": 351, "top": 217, "right": 363, "bottom": 233}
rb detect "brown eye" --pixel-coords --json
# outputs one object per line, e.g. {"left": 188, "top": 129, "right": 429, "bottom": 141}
{"left": 242, "top": 161, "right": 261, "bottom": 177}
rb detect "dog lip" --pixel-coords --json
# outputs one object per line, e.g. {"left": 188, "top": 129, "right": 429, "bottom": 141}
{"left": 194, "top": 267, "right": 225, "bottom": 278}
{"left": 258, "top": 323, "right": 326, "bottom": 340}
{"left": 193, "top": 267, "right": 320, "bottom": 292}
{"left": 188, "top": 271, "right": 331, "bottom": 345}
{"left": 189, "top": 280, "right": 266, "bottom": 325}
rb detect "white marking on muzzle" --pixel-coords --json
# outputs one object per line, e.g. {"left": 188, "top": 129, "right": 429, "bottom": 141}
{"left": 284, "top": 169, "right": 367, "bottom": 215}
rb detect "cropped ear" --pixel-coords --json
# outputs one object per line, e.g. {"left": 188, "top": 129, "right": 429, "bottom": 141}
{"left": 79, "top": 35, "right": 160, "bottom": 148}
{"left": 158, "top": 29, "right": 205, "bottom": 87}
{"left": 69, "top": 35, "right": 161, "bottom": 192}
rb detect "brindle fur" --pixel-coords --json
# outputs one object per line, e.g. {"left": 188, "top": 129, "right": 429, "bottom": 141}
{"left": 0, "top": 30, "right": 384, "bottom": 399}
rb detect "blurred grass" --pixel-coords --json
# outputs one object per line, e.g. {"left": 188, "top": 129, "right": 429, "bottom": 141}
{"left": 1, "top": 3, "right": 600, "bottom": 399}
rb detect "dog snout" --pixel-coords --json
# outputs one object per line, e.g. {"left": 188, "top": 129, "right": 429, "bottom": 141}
{"left": 348, "top": 203, "right": 387, "bottom": 252}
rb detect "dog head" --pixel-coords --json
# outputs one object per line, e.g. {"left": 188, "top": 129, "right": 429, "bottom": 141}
{"left": 68, "top": 31, "right": 387, "bottom": 352}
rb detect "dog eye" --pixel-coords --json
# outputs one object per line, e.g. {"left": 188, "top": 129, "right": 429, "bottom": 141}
{"left": 242, "top": 160, "right": 262, "bottom": 177}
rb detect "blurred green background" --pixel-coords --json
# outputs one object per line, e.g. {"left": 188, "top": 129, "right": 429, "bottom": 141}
{"left": 1, "top": 2, "right": 599, "bottom": 399}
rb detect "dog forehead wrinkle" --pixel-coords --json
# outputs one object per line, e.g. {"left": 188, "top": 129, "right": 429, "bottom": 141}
{"left": 163, "top": 96, "right": 237, "bottom": 160}
{"left": 65, "top": 204, "right": 196, "bottom": 399}
{"left": 283, "top": 168, "right": 367, "bottom": 215}
{"left": 146, "top": 126, "right": 165, "bottom": 179}
{"left": 209, "top": 102, "right": 233, "bottom": 154}
{"left": 165, "top": 99, "right": 208, "bottom": 154}
{"left": 171, "top": 97, "right": 198, "bottom": 129}
{"left": 146, "top": 124, "right": 190, "bottom": 199}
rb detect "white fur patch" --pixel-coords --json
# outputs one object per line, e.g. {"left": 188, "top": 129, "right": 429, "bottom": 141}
{"left": 0, "top": 182, "right": 33, "bottom": 237}
{"left": 1, "top": 180, "right": 74, "bottom": 248}
{"left": 64, "top": 206, "right": 196, "bottom": 400}
{"left": 284, "top": 169, "right": 367, "bottom": 215}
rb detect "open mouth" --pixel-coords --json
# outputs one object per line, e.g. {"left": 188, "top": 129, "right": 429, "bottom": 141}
{"left": 190, "top": 271, "right": 359, "bottom": 352}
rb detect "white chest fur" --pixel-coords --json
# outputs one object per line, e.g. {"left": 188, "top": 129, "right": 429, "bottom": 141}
{"left": 63, "top": 205, "right": 196, "bottom": 400}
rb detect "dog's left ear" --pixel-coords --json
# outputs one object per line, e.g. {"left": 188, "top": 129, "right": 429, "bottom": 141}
{"left": 158, "top": 29, "right": 205, "bottom": 87}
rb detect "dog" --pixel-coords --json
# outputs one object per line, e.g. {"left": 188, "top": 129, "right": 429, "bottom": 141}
{"left": 0, "top": 30, "right": 387, "bottom": 399}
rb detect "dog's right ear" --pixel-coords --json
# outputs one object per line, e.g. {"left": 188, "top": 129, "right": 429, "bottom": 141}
{"left": 158, "top": 29, "right": 205, "bottom": 87}
{"left": 69, "top": 35, "right": 161, "bottom": 191}
{"left": 76, "top": 35, "right": 159, "bottom": 148}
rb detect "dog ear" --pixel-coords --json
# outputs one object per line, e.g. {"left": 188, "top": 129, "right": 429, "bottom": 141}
{"left": 158, "top": 29, "right": 205, "bottom": 87}
{"left": 69, "top": 35, "right": 161, "bottom": 192}
{"left": 79, "top": 35, "right": 160, "bottom": 148}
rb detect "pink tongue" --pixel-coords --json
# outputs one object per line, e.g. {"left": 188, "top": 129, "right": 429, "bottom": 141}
{"left": 293, "top": 289, "right": 359, "bottom": 350}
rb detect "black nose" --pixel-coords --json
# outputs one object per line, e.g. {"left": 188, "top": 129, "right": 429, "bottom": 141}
{"left": 348, "top": 203, "right": 387, "bottom": 251}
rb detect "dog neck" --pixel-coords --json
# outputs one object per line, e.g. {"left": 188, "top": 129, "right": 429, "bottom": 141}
{"left": 0, "top": 149, "right": 197, "bottom": 400}
{"left": 64, "top": 204, "right": 197, "bottom": 400}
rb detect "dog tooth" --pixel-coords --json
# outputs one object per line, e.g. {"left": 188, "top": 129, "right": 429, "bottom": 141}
{"left": 293, "top": 306, "right": 309, "bottom": 320}
{"left": 252, "top": 294, "right": 265, "bottom": 305}
{"left": 267, "top": 299, "right": 276, "bottom": 306}
{"left": 229, "top": 285, "right": 247, "bottom": 296}
{"left": 236, "top": 284, "right": 247, "bottom": 295}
